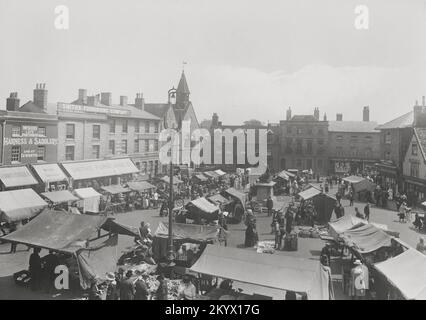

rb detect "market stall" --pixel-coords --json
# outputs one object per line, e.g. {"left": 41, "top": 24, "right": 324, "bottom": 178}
{"left": 127, "top": 181, "right": 156, "bottom": 192}
{"left": 190, "top": 245, "right": 333, "bottom": 300}
{"left": 1, "top": 210, "right": 136, "bottom": 290}
{"left": 298, "top": 187, "right": 337, "bottom": 223}
{"left": 192, "top": 173, "right": 209, "bottom": 184}
{"left": 152, "top": 221, "right": 220, "bottom": 266}
{"left": 221, "top": 188, "right": 247, "bottom": 223}
{"left": 73, "top": 187, "right": 102, "bottom": 214}
{"left": 0, "top": 189, "right": 48, "bottom": 223}
{"left": 41, "top": 190, "right": 79, "bottom": 211}
{"left": 343, "top": 175, "right": 376, "bottom": 197}
{"left": 374, "top": 248, "right": 426, "bottom": 300}
{"left": 185, "top": 197, "right": 220, "bottom": 223}
{"left": 328, "top": 214, "right": 367, "bottom": 239}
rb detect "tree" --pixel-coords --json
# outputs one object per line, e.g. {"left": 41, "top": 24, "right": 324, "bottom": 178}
{"left": 243, "top": 119, "right": 264, "bottom": 126}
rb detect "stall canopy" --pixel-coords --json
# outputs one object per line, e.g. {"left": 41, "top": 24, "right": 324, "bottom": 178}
{"left": 374, "top": 249, "right": 426, "bottom": 300}
{"left": 127, "top": 181, "right": 156, "bottom": 191}
{"left": 342, "top": 175, "right": 365, "bottom": 184}
{"left": 224, "top": 188, "right": 247, "bottom": 209}
{"left": 343, "top": 176, "right": 376, "bottom": 193}
{"left": 0, "top": 166, "right": 38, "bottom": 188}
{"left": 203, "top": 171, "right": 219, "bottom": 179}
{"left": 214, "top": 169, "right": 227, "bottom": 176}
{"left": 298, "top": 187, "right": 337, "bottom": 223}
{"left": 41, "top": 190, "right": 79, "bottom": 203}
{"left": 298, "top": 187, "right": 322, "bottom": 200}
{"left": 0, "top": 189, "right": 48, "bottom": 223}
{"left": 188, "top": 198, "right": 219, "bottom": 214}
{"left": 31, "top": 163, "right": 68, "bottom": 183}
{"left": 193, "top": 174, "right": 208, "bottom": 182}
{"left": 161, "top": 176, "right": 183, "bottom": 184}
{"left": 154, "top": 222, "right": 219, "bottom": 242}
{"left": 208, "top": 194, "right": 231, "bottom": 206}
{"left": 74, "top": 187, "right": 102, "bottom": 199}
{"left": 340, "top": 223, "right": 393, "bottom": 254}
{"left": 328, "top": 214, "right": 367, "bottom": 238}
{"left": 1, "top": 209, "right": 135, "bottom": 253}
{"left": 101, "top": 185, "right": 131, "bottom": 195}
{"left": 61, "top": 158, "right": 138, "bottom": 181}
{"left": 276, "top": 170, "right": 295, "bottom": 180}
{"left": 190, "top": 245, "right": 331, "bottom": 300}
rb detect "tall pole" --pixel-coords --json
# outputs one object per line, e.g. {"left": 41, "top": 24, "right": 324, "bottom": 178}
{"left": 168, "top": 160, "right": 174, "bottom": 263}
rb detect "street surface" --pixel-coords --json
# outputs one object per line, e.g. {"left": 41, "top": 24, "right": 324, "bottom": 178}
{"left": 0, "top": 185, "right": 423, "bottom": 299}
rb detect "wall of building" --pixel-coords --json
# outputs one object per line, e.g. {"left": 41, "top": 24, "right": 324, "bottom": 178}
{"left": 402, "top": 134, "right": 426, "bottom": 179}
{"left": 2, "top": 120, "right": 58, "bottom": 165}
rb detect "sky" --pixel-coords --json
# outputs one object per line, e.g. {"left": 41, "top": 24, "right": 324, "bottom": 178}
{"left": 0, "top": 0, "right": 425, "bottom": 124}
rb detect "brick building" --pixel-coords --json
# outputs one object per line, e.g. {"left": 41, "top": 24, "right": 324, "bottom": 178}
{"left": 328, "top": 107, "right": 381, "bottom": 175}
{"left": 274, "top": 107, "right": 329, "bottom": 175}
{"left": 0, "top": 85, "right": 58, "bottom": 165}
{"left": 57, "top": 90, "right": 162, "bottom": 178}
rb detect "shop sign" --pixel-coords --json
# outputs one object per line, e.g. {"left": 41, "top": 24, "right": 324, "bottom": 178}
{"left": 57, "top": 102, "right": 130, "bottom": 116}
{"left": 4, "top": 137, "right": 58, "bottom": 146}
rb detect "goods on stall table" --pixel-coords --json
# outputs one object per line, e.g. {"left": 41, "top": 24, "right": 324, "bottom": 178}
{"left": 256, "top": 241, "right": 275, "bottom": 254}
{"left": 297, "top": 226, "right": 328, "bottom": 239}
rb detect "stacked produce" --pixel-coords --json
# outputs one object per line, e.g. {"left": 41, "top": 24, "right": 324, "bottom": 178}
{"left": 297, "top": 226, "right": 328, "bottom": 238}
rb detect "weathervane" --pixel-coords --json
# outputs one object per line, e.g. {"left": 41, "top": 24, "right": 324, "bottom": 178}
{"left": 182, "top": 61, "right": 187, "bottom": 72}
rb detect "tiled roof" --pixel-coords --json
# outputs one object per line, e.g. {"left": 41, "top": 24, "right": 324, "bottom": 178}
{"left": 328, "top": 121, "right": 380, "bottom": 133}
{"left": 290, "top": 115, "right": 317, "bottom": 122}
{"left": 143, "top": 103, "right": 170, "bottom": 118}
{"left": 414, "top": 128, "right": 426, "bottom": 161}
{"left": 376, "top": 111, "right": 414, "bottom": 130}
{"left": 19, "top": 101, "right": 46, "bottom": 114}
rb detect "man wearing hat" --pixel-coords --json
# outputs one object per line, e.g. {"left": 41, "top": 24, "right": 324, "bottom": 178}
{"left": 106, "top": 272, "right": 119, "bottom": 300}
{"left": 119, "top": 270, "right": 135, "bottom": 300}
{"left": 134, "top": 270, "right": 149, "bottom": 300}
{"left": 155, "top": 274, "right": 168, "bottom": 300}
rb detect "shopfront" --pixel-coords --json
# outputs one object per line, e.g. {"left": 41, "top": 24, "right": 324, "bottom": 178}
{"left": 403, "top": 176, "right": 426, "bottom": 207}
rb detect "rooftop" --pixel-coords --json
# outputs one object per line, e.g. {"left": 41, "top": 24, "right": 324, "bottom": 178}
{"left": 328, "top": 121, "right": 380, "bottom": 133}
{"left": 376, "top": 111, "right": 414, "bottom": 130}
{"left": 414, "top": 127, "right": 426, "bottom": 161}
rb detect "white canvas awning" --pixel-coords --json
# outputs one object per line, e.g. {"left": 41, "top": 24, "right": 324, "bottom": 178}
{"left": 0, "top": 166, "right": 38, "bottom": 188}
{"left": 32, "top": 163, "right": 68, "bottom": 183}
{"left": 74, "top": 188, "right": 102, "bottom": 199}
{"left": 0, "top": 189, "right": 47, "bottom": 223}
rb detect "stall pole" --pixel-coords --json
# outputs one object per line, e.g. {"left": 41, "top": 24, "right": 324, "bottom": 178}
{"left": 167, "top": 156, "right": 175, "bottom": 264}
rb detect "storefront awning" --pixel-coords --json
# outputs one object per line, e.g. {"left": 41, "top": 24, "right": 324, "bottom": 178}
{"left": 127, "top": 181, "right": 156, "bottom": 191}
{"left": 61, "top": 158, "right": 139, "bottom": 181}
{"left": 101, "top": 185, "right": 131, "bottom": 195}
{"left": 190, "top": 245, "right": 331, "bottom": 300}
{"left": 31, "top": 163, "right": 68, "bottom": 183}
{"left": 374, "top": 249, "right": 426, "bottom": 300}
{"left": 0, "top": 166, "right": 38, "bottom": 188}
{"left": 41, "top": 190, "right": 79, "bottom": 203}
{"left": 0, "top": 189, "right": 48, "bottom": 223}
{"left": 74, "top": 187, "right": 102, "bottom": 199}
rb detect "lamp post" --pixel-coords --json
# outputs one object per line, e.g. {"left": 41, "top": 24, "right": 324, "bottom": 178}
{"left": 167, "top": 88, "right": 177, "bottom": 265}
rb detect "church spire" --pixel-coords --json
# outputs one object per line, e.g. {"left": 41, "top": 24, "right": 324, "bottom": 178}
{"left": 176, "top": 70, "right": 190, "bottom": 107}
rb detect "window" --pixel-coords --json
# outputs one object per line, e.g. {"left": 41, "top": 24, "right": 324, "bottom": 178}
{"left": 318, "top": 159, "right": 323, "bottom": 168}
{"left": 37, "top": 146, "right": 45, "bottom": 161}
{"left": 148, "top": 161, "right": 154, "bottom": 173}
{"left": 134, "top": 140, "right": 140, "bottom": 153}
{"left": 307, "top": 140, "right": 313, "bottom": 154}
{"left": 12, "top": 126, "right": 21, "bottom": 136}
{"left": 365, "top": 136, "right": 372, "bottom": 142}
{"left": 109, "top": 140, "right": 115, "bottom": 155}
{"left": 385, "top": 132, "right": 391, "bottom": 144}
{"left": 336, "top": 135, "right": 343, "bottom": 142}
{"left": 135, "top": 121, "right": 140, "bottom": 133}
{"left": 365, "top": 148, "right": 372, "bottom": 158}
{"left": 285, "top": 138, "right": 293, "bottom": 153}
{"left": 306, "top": 159, "right": 312, "bottom": 169}
{"left": 92, "top": 145, "right": 100, "bottom": 159}
{"left": 281, "top": 158, "right": 286, "bottom": 169}
{"left": 141, "top": 162, "right": 147, "bottom": 174}
{"left": 65, "top": 146, "right": 75, "bottom": 161}
{"left": 154, "top": 140, "right": 159, "bottom": 152}
{"left": 336, "top": 146, "right": 344, "bottom": 157}
{"left": 154, "top": 160, "right": 159, "bottom": 175}
{"left": 93, "top": 125, "right": 101, "bottom": 139}
{"left": 122, "top": 120, "right": 128, "bottom": 133}
{"left": 66, "top": 124, "right": 75, "bottom": 139}
{"left": 144, "top": 140, "right": 149, "bottom": 152}
{"left": 318, "top": 139, "right": 324, "bottom": 145}
{"left": 149, "top": 140, "right": 154, "bottom": 152}
{"left": 412, "top": 143, "right": 418, "bottom": 156}
{"left": 296, "top": 159, "right": 302, "bottom": 167}
{"left": 318, "top": 128, "right": 324, "bottom": 136}
{"left": 350, "top": 135, "right": 358, "bottom": 143}
{"left": 121, "top": 140, "right": 128, "bottom": 154}
{"left": 287, "top": 126, "right": 292, "bottom": 134}
{"left": 410, "top": 162, "right": 420, "bottom": 178}
{"left": 307, "top": 128, "right": 313, "bottom": 135}
{"left": 385, "top": 151, "right": 391, "bottom": 160}
{"left": 37, "top": 127, "right": 46, "bottom": 136}
{"left": 154, "top": 122, "right": 159, "bottom": 133}
{"left": 109, "top": 120, "right": 116, "bottom": 133}
{"left": 11, "top": 146, "right": 21, "bottom": 162}
{"left": 296, "top": 128, "right": 302, "bottom": 135}
{"left": 296, "top": 139, "right": 302, "bottom": 154}
{"left": 145, "top": 121, "right": 150, "bottom": 133}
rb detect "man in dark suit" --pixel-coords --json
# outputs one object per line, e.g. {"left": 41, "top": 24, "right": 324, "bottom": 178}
{"left": 119, "top": 270, "right": 135, "bottom": 300}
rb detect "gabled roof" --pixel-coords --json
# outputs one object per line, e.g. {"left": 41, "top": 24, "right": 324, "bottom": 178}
{"left": 177, "top": 71, "right": 190, "bottom": 95}
{"left": 329, "top": 121, "right": 379, "bottom": 133}
{"left": 413, "top": 128, "right": 426, "bottom": 161}
{"left": 290, "top": 115, "right": 317, "bottom": 122}
{"left": 18, "top": 101, "right": 46, "bottom": 114}
{"left": 376, "top": 111, "right": 414, "bottom": 130}
{"left": 143, "top": 103, "right": 170, "bottom": 118}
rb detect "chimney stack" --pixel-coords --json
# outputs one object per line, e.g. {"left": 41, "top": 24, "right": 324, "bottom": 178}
{"left": 120, "top": 95, "right": 128, "bottom": 107}
{"left": 212, "top": 113, "right": 219, "bottom": 128}
{"left": 314, "top": 107, "right": 320, "bottom": 121}
{"left": 6, "top": 92, "right": 20, "bottom": 111}
{"left": 135, "top": 93, "right": 145, "bottom": 110}
{"left": 413, "top": 98, "right": 426, "bottom": 127}
{"left": 33, "top": 83, "right": 48, "bottom": 110}
{"left": 363, "top": 106, "right": 370, "bottom": 122}
{"left": 336, "top": 113, "right": 343, "bottom": 121}
{"left": 323, "top": 113, "right": 327, "bottom": 121}
{"left": 101, "top": 92, "right": 112, "bottom": 106}
{"left": 87, "top": 94, "right": 100, "bottom": 106}
{"left": 78, "top": 89, "right": 87, "bottom": 105}
{"left": 286, "top": 107, "right": 292, "bottom": 121}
